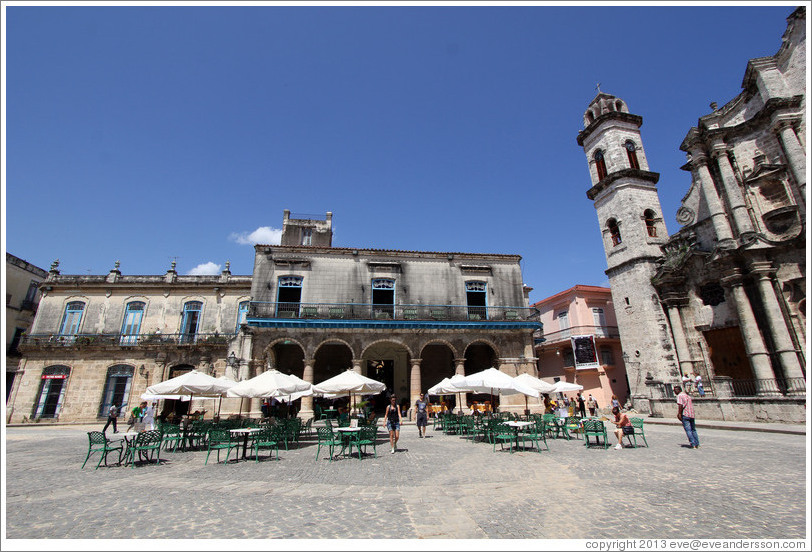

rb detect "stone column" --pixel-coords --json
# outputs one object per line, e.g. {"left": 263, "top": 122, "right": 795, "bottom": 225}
{"left": 720, "top": 269, "right": 778, "bottom": 395}
{"left": 409, "top": 358, "right": 422, "bottom": 420}
{"left": 712, "top": 145, "right": 755, "bottom": 236}
{"left": 691, "top": 150, "right": 735, "bottom": 245}
{"left": 352, "top": 359, "right": 362, "bottom": 374}
{"left": 773, "top": 119, "right": 806, "bottom": 196}
{"left": 749, "top": 261, "right": 806, "bottom": 390}
{"left": 300, "top": 358, "right": 315, "bottom": 420}
{"left": 665, "top": 302, "right": 695, "bottom": 380}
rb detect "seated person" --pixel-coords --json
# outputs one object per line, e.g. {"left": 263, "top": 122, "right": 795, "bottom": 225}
{"left": 609, "top": 406, "right": 633, "bottom": 449}
{"left": 338, "top": 406, "right": 349, "bottom": 424}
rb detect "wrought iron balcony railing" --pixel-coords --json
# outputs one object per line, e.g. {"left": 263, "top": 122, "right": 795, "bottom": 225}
{"left": 248, "top": 301, "right": 540, "bottom": 323}
{"left": 19, "top": 332, "right": 232, "bottom": 349}
{"left": 538, "top": 324, "right": 621, "bottom": 343}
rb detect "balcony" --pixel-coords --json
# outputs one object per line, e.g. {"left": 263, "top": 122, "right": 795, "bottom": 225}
{"left": 19, "top": 332, "right": 232, "bottom": 350}
{"left": 246, "top": 302, "right": 542, "bottom": 330}
{"left": 540, "top": 324, "right": 620, "bottom": 343}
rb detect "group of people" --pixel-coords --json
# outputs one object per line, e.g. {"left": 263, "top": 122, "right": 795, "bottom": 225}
{"left": 102, "top": 400, "right": 157, "bottom": 434}
{"left": 542, "top": 392, "right": 605, "bottom": 418}
{"left": 680, "top": 373, "right": 706, "bottom": 397}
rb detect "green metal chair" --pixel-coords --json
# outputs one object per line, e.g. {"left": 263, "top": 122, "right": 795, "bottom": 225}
{"left": 492, "top": 424, "right": 517, "bottom": 453}
{"left": 204, "top": 429, "right": 241, "bottom": 465}
{"left": 160, "top": 424, "right": 183, "bottom": 452}
{"left": 252, "top": 428, "right": 280, "bottom": 462}
{"left": 583, "top": 420, "right": 609, "bottom": 449}
{"left": 627, "top": 418, "right": 649, "bottom": 447}
{"left": 564, "top": 417, "right": 582, "bottom": 440}
{"left": 127, "top": 430, "right": 163, "bottom": 468}
{"left": 357, "top": 426, "right": 378, "bottom": 459}
{"left": 81, "top": 431, "right": 124, "bottom": 469}
{"left": 315, "top": 427, "right": 342, "bottom": 462}
{"left": 520, "top": 420, "right": 549, "bottom": 453}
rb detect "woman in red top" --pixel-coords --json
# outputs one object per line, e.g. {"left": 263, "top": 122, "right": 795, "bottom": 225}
{"left": 610, "top": 406, "right": 632, "bottom": 449}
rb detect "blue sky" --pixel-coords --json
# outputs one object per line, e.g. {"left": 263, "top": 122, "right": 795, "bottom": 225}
{"left": 3, "top": 2, "right": 797, "bottom": 303}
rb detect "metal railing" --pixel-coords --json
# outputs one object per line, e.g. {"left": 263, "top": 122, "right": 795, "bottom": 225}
{"left": 247, "top": 301, "right": 540, "bottom": 323}
{"left": 728, "top": 377, "right": 806, "bottom": 397}
{"left": 659, "top": 377, "right": 805, "bottom": 398}
{"left": 20, "top": 332, "right": 232, "bottom": 348}
{"left": 540, "top": 325, "right": 620, "bottom": 342}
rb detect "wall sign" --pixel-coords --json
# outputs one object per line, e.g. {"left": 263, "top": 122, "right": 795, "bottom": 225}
{"left": 571, "top": 335, "right": 600, "bottom": 370}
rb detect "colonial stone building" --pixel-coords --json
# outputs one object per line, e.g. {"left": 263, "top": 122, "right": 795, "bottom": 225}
{"left": 578, "top": 7, "right": 806, "bottom": 422}
{"left": 6, "top": 253, "right": 48, "bottom": 406}
{"left": 9, "top": 211, "right": 541, "bottom": 423}
{"left": 234, "top": 210, "right": 541, "bottom": 419}
{"left": 10, "top": 261, "right": 251, "bottom": 424}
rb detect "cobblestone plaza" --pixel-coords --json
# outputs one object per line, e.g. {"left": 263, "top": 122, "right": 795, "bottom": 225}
{"left": 3, "top": 420, "right": 807, "bottom": 543}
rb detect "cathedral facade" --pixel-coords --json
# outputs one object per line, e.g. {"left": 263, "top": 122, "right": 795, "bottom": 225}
{"left": 578, "top": 7, "right": 806, "bottom": 422}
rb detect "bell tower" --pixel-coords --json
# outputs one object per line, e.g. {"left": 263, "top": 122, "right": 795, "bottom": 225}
{"left": 577, "top": 92, "right": 679, "bottom": 400}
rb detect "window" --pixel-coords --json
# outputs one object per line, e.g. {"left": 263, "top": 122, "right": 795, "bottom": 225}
{"left": 465, "top": 281, "right": 488, "bottom": 320}
{"left": 372, "top": 278, "right": 395, "bottom": 318}
{"left": 644, "top": 209, "right": 657, "bottom": 237}
{"left": 592, "top": 307, "right": 608, "bottom": 337}
{"left": 594, "top": 150, "right": 607, "bottom": 180}
{"left": 600, "top": 348, "right": 615, "bottom": 366}
{"left": 607, "top": 218, "right": 622, "bottom": 246}
{"left": 8, "top": 328, "right": 25, "bottom": 355}
{"left": 276, "top": 276, "right": 303, "bottom": 317}
{"left": 59, "top": 301, "right": 85, "bottom": 339}
{"left": 180, "top": 301, "right": 202, "bottom": 344}
{"left": 236, "top": 301, "right": 250, "bottom": 332}
{"left": 557, "top": 311, "right": 569, "bottom": 331}
{"left": 22, "top": 281, "right": 38, "bottom": 310}
{"left": 120, "top": 301, "right": 145, "bottom": 345}
{"left": 33, "top": 366, "right": 71, "bottom": 419}
{"left": 563, "top": 350, "right": 575, "bottom": 367}
{"left": 98, "top": 365, "right": 134, "bottom": 417}
{"left": 625, "top": 141, "right": 640, "bottom": 169}
{"left": 302, "top": 228, "right": 312, "bottom": 246}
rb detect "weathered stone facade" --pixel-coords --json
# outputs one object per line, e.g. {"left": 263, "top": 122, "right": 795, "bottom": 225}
{"left": 579, "top": 7, "right": 806, "bottom": 422}
{"left": 9, "top": 212, "right": 541, "bottom": 423}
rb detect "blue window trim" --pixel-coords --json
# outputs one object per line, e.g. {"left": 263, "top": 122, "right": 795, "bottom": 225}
{"left": 59, "top": 302, "right": 85, "bottom": 335}
{"left": 236, "top": 301, "right": 250, "bottom": 332}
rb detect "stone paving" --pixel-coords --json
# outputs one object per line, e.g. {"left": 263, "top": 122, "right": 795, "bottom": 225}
{"left": 3, "top": 420, "right": 807, "bottom": 540}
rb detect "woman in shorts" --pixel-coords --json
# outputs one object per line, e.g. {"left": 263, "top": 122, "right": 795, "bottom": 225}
{"left": 385, "top": 395, "right": 402, "bottom": 454}
{"left": 610, "top": 406, "right": 633, "bottom": 449}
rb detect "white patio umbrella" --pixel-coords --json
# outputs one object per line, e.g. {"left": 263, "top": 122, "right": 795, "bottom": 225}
{"left": 227, "top": 369, "right": 312, "bottom": 399}
{"left": 428, "top": 374, "right": 472, "bottom": 414}
{"left": 460, "top": 367, "right": 540, "bottom": 411}
{"left": 145, "top": 370, "right": 235, "bottom": 419}
{"left": 313, "top": 369, "right": 386, "bottom": 416}
{"left": 551, "top": 380, "right": 584, "bottom": 394}
{"left": 514, "top": 372, "right": 557, "bottom": 413}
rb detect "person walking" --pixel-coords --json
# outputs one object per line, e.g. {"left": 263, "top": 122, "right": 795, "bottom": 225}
{"left": 127, "top": 402, "right": 143, "bottom": 431}
{"left": 577, "top": 393, "right": 587, "bottom": 418}
{"left": 415, "top": 393, "right": 429, "bottom": 438}
{"left": 675, "top": 385, "right": 700, "bottom": 448}
{"left": 102, "top": 403, "right": 119, "bottom": 433}
{"left": 695, "top": 374, "right": 705, "bottom": 397}
{"left": 611, "top": 394, "right": 621, "bottom": 410}
{"left": 385, "top": 395, "right": 402, "bottom": 454}
{"left": 142, "top": 402, "right": 157, "bottom": 431}
{"left": 587, "top": 394, "right": 598, "bottom": 417}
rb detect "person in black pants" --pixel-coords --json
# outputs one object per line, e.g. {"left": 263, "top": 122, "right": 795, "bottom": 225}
{"left": 577, "top": 393, "right": 587, "bottom": 418}
{"left": 103, "top": 403, "right": 119, "bottom": 433}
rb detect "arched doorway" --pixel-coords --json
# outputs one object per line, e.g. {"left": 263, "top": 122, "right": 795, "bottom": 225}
{"left": 464, "top": 341, "right": 499, "bottom": 408}
{"left": 362, "top": 341, "right": 412, "bottom": 415}
{"left": 421, "top": 342, "right": 456, "bottom": 409}
{"left": 313, "top": 342, "right": 353, "bottom": 415}
{"left": 162, "top": 364, "right": 195, "bottom": 420}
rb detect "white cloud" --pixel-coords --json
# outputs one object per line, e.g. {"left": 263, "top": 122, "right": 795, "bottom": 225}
{"left": 229, "top": 226, "right": 283, "bottom": 245}
{"left": 187, "top": 262, "right": 222, "bottom": 275}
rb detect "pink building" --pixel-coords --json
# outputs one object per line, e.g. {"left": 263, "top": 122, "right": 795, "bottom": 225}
{"left": 533, "top": 285, "right": 629, "bottom": 411}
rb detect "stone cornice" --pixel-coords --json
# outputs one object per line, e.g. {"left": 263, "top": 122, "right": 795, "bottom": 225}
{"left": 586, "top": 169, "right": 660, "bottom": 200}
{"left": 576, "top": 112, "right": 643, "bottom": 146}
{"left": 680, "top": 96, "right": 804, "bottom": 152}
